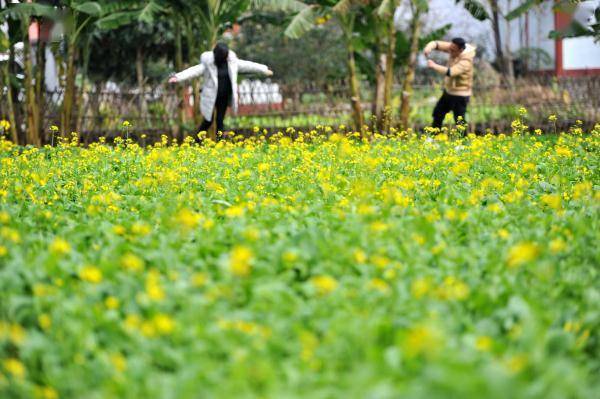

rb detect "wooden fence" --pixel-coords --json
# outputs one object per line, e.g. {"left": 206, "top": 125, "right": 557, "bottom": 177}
{"left": 1, "top": 75, "right": 599, "bottom": 143}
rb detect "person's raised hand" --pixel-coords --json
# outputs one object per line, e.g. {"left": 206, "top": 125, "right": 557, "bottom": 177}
{"left": 427, "top": 59, "right": 437, "bottom": 69}
{"left": 265, "top": 69, "right": 274, "bottom": 77}
{"left": 168, "top": 76, "right": 178, "bottom": 84}
{"left": 424, "top": 48, "right": 431, "bottom": 57}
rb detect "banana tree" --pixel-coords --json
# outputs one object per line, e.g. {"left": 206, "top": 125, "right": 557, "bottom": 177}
{"left": 104, "top": 0, "right": 300, "bottom": 137}
{"left": 190, "top": 0, "right": 306, "bottom": 130}
{"left": 376, "top": 0, "right": 399, "bottom": 131}
{"left": 0, "top": 29, "right": 18, "bottom": 143}
{"left": 455, "top": 0, "right": 513, "bottom": 76}
{"left": 1, "top": 2, "right": 57, "bottom": 145}
{"left": 58, "top": 1, "right": 106, "bottom": 135}
{"left": 398, "top": 0, "right": 427, "bottom": 129}
{"left": 506, "top": 0, "right": 599, "bottom": 42}
{"left": 285, "top": 0, "right": 368, "bottom": 131}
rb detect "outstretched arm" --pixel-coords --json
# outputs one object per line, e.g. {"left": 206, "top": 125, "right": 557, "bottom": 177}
{"left": 169, "top": 63, "right": 205, "bottom": 84}
{"left": 427, "top": 59, "right": 449, "bottom": 75}
{"left": 427, "top": 58, "right": 471, "bottom": 77}
{"left": 237, "top": 59, "right": 273, "bottom": 76}
{"left": 423, "top": 40, "right": 452, "bottom": 57}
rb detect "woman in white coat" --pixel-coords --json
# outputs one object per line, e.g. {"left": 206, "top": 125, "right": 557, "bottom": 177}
{"left": 168, "top": 43, "right": 273, "bottom": 135}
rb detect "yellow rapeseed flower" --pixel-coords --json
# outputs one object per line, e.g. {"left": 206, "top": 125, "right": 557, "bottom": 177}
{"left": 145, "top": 270, "right": 165, "bottom": 301}
{"left": 549, "top": 238, "right": 567, "bottom": 254}
{"left": 368, "top": 278, "right": 390, "bottom": 294}
{"left": 504, "top": 354, "right": 528, "bottom": 374}
{"left": 412, "top": 234, "right": 426, "bottom": 245}
{"left": 112, "top": 225, "right": 126, "bottom": 235}
{"left": 369, "top": 221, "right": 389, "bottom": 233}
{"left": 176, "top": 208, "right": 201, "bottom": 230}
{"left": 353, "top": 249, "right": 367, "bottom": 264}
{"left": 572, "top": 181, "right": 592, "bottom": 199}
{"left": 311, "top": 275, "right": 338, "bottom": 295}
{"left": 437, "top": 276, "right": 470, "bottom": 301}
{"left": 9, "top": 324, "right": 26, "bottom": 345}
{"left": 35, "top": 386, "right": 59, "bottom": 399}
{"left": 191, "top": 272, "right": 208, "bottom": 287}
{"left": 475, "top": 335, "right": 493, "bottom": 352}
{"left": 242, "top": 227, "right": 260, "bottom": 241}
{"left": 3, "top": 358, "right": 26, "bottom": 378}
{"left": 497, "top": 229, "right": 510, "bottom": 239}
{"left": 131, "top": 222, "right": 151, "bottom": 236}
{"left": 282, "top": 250, "right": 299, "bottom": 264}
{"left": 411, "top": 277, "right": 431, "bottom": 299}
{"left": 403, "top": 324, "right": 443, "bottom": 358}
{"left": 49, "top": 237, "right": 71, "bottom": 255}
{"left": 38, "top": 314, "right": 52, "bottom": 330}
{"left": 105, "top": 296, "right": 120, "bottom": 310}
{"left": 110, "top": 353, "right": 127, "bottom": 373}
{"left": 225, "top": 205, "right": 245, "bottom": 218}
{"left": 507, "top": 242, "right": 540, "bottom": 268}
{"left": 555, "top": 146, "right": 572, "bottom": 157}
{"left": 121, "top": 253, "right": 144, "bottom": 272}
{"left": 540, "top": 194, "right": 561, "bottom": 210}
{"left": 229, "top": 246, "right": 254, "bottom": 277}
{"left": 371, "top": 254, "right": 390, "bottom": 269}
{"left": 79, "top": 265, "right": 103, "bottom": 283}
{"left": 153, "top": 313, "right": 175, "bottom": 335}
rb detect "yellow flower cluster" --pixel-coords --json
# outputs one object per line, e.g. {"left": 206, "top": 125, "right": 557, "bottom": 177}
{"left": 228, "top": 246, "right": 254, "bottom": 277}
{"left": 0, "top": 123, "right": 597, "bottom": 397}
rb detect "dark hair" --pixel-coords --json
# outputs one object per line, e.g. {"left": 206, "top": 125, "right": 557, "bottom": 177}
{"left": 451, "top": 37, "right": 466, "bottom": 50}
{"left": 213, "top": 43, "right": 229, "bottom": 67}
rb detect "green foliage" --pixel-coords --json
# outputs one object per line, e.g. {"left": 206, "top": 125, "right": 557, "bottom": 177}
{"left": 455, "top": 0, "right": 489, "bottom": 21}
{"left": 0, "top": 3, "right": 59, "bottom": 21}
{"left": 505, "top": 0, "right": 599, "bottom": 42}
{"left": 0, "top": 127, "right": 599, "bottom": 397}
{"left": 234, "top": 21, "right": 348, "bottom": 83}
{"left": 505, "top": 0, "right": 544, "bottom": 21}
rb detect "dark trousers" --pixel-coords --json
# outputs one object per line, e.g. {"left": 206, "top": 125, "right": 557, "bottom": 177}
{"left": 432, "top": 91, "right": 470, "bottom": 128}
{"left": 198, "top": 92, "right": 230, "bottom": 134}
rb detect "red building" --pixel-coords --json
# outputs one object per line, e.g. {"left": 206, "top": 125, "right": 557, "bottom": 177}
{"left": 502, "top": 0, "right": 600, "bottom": 76}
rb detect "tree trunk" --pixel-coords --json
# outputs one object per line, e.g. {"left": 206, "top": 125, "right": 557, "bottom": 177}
{"left": 185, "top": 19, "right": 202, "bottom": 128}
{"left": 399, "top": 8, "right": 421, "bottom": 130}
{"left": 60, "top": 40, "right": 77, "bottom": 136}
{"left": 490, "top": 0, "right": 506, "bottom": 75}
{"left": 207, "top": 27, "right": 219, "bottom": 141}
{"left": 2, "top": 60, "right": 18, "bottom": 144}
{"left": 383, "top": 11, "right": 397, "bottom": 132}
{"left": 23, "top": 23, "right": 40, "bottom": 146}
{"left": 373, "top": 51, "right": 386, "bottom": 130}
{"left": 503, "top": 0, "right": 515, "bottom": 82}
{"left": 86, "top": 81, "right": 102, "bottom": 143}
{"left": 174, "top": 20, "right": 185, "bottom": 140}
{"left": 136, "top": 46, "right": 149, "bottom": 125}
{"left": 1, "top": 0, "right": 17, "bottom": 142}
{"left": 338, "top": 14, "right": 363, "bottom": 132}
{"left": 76, "top": 38, "right": 92, "bottom": 134}
{"left": 34, "top": 39, "right": 46, "bottom": 144}
{"left": 347, "top": 48, "right": 364, "bottom": 132}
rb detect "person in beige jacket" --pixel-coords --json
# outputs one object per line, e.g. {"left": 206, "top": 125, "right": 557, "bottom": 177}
{"left": 423, "top": 37, "right": 476, "bottom": 129}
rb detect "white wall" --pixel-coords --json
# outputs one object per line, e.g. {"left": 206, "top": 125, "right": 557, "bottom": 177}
{"left": 427, "top": 0, "right": 599, "bottom": 72}
{"left": 563, "top": 37, "right": 600, "bottom": 69}
{"left": 524, "top": 2, "right": 556, "bottom": 70}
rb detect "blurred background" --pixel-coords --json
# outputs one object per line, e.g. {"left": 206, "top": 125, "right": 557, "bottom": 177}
{"left": 0, "top": 0, "right": 599, "bottom": 145}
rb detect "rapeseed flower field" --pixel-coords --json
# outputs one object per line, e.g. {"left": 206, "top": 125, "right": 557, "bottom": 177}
{"left": 0, "top": 124, "right": 599, "bottom": 398}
